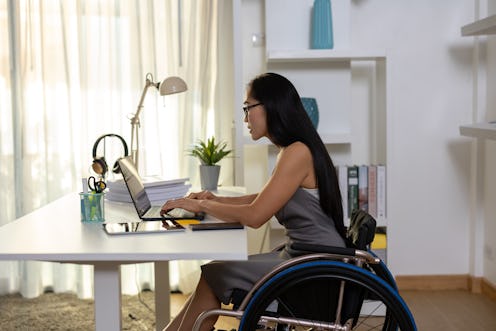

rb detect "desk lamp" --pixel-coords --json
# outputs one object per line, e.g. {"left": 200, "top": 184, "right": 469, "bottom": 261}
{"left": 130, "top": 72, "right": 187, "bottom": 169}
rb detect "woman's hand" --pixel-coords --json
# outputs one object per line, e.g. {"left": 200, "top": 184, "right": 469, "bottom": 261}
{"left": 160, "top": 191, "right": 216, "bottom": 216}
{"left": 160, "top": 197, "right": 202, "bottom": 215}
{"left": 187, "top": 190, "right": 217, "bottom": 200}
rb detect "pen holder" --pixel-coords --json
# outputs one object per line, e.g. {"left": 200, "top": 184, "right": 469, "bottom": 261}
{"left": 79, "top": 192, "right": 105, "bottom": 222}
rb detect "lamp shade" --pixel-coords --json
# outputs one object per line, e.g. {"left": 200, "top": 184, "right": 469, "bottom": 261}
{"left": 159, "top": 76, "right": 188, "bottom": 95}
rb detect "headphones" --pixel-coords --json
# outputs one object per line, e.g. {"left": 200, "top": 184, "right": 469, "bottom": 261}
{"left": 92, "top": 133, "right": 129, "bottom": 177}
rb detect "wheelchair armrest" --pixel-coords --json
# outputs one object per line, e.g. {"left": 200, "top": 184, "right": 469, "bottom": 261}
{"left": 290, "top": 243, "right": 380, "bottom": 266}
{"left": 291, "top": 242, "right": 357, "bottom": 256}
{"left": 271, "top": 242, "right": 286, "bottom": 252}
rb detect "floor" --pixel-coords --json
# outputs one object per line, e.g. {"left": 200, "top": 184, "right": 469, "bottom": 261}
{"left": 171, "top": 290, "right": 496, "bottom": 330}
{"left": 401, "top": 290, "right": 496, "bottom": 330}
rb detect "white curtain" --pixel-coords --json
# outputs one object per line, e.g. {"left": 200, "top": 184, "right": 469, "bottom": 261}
{"left": 0, "top": 0, "right": 230, "bottom": 299}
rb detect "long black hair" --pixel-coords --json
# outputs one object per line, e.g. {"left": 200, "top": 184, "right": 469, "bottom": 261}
{"left": 248, "top": 72, "right": 346, "bottom": 239}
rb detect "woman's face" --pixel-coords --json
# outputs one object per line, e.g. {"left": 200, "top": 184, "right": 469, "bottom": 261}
{"left": 243, "top": 92, "right": 268, "bottom": 141}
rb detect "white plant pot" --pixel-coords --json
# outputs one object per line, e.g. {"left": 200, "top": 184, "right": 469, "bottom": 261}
{"left": 199, "top": 165, "right": 220, "bottom": 190}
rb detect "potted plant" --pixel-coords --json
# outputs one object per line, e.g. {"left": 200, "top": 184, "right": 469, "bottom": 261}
{"left": 189, "top": 136, "right": 232, "bottom": 190}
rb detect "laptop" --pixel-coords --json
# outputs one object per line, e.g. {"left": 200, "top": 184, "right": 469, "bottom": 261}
{"left": 117, "top": 155, "right": 204, "bottom": 221}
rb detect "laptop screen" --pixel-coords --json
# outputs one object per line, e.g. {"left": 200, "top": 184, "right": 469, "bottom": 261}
{"left": 118, "top": 156, "right": 151, "bottom": 217}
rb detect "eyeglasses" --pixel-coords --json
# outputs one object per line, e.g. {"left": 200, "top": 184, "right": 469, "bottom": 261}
{"left": 242, "top": 103, "right": 262, "bottom": 117}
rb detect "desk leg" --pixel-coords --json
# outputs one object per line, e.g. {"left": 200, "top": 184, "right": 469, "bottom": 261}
{"left": 154, "top": 261, "right": 170, "bottom": 331}
{"left": 93, "top": 262, "right": 121, "bottom": 331}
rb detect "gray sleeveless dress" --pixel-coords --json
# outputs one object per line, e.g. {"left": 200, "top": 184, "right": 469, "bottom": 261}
{"left": 201, "top": 187, "right": 346, "bottom": 304}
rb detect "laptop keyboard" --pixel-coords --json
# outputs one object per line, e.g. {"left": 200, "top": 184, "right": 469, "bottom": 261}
{"left": 145, "top": 206, "right": 196, "bottom": 219}
{"left": 145, "top": 206, "right": 163, "bottom": 218}
{"left": 166, "top": 208, "right": 195, "bottom": 218}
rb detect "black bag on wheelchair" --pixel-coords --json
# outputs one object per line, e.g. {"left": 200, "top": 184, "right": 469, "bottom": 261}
{"left": 347, "top": 209, "right": 377, "bottom": 250}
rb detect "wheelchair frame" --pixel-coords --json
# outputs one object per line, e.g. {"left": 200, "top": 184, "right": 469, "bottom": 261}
{"left": 193, "top": 247, "right": 417, "bottom": 331}
{"left": 192, "top": 210, "right": 416, "bottom": 330}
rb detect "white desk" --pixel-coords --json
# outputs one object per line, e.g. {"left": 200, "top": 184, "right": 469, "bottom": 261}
{"left": 0, "top": 189, "right": 247, "bottom": 331}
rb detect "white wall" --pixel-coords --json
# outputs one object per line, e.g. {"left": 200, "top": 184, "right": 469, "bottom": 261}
{"left": 351, "top": 1, "right": 474, "bottom": 276}
{"left": 240, "top": 0, "right": 485, "bottom": 277}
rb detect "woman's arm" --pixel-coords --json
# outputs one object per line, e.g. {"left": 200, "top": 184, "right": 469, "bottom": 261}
{"left": 161, "top": 142, "right": 314, "bottom": 228}
{"left": 187, "top": 190, "right": 258, "bottom": 205}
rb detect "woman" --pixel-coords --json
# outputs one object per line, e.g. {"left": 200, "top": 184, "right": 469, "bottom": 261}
{"left": 161, "top": 72, "right": 346, "bottom": 331}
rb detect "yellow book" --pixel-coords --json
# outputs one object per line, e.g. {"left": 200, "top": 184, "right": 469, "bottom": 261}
{"left": 371, "top": 233, "right": 387, "bottom": 249}
{"left": 176, "top": 219, "right": 201, "bottom": 226}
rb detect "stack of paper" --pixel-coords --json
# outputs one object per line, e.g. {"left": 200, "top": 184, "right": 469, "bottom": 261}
{"left": 106, "top": 176, "right": 191, "bottom": 205}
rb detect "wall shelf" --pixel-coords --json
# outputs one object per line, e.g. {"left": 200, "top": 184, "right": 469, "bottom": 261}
{"left": 267, "top": 49, "right": 386, "bottom": 63}
{"left": 461, "top": 14, "right": 496, "bottom": 36}
{"left": 460, "top": 122, "right": 496, "bottom": 140}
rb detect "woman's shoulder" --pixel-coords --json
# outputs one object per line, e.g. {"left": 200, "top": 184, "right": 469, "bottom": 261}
{"left": 277, "top": 142, "right": 312, "bottom": 167}
{"left": 284, "top": 141, "right": 310, "bottom": 152}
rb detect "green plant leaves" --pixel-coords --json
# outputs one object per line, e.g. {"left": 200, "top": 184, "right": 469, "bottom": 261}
{"left": 189, "top": 136, "right": 232, "bottom": 166}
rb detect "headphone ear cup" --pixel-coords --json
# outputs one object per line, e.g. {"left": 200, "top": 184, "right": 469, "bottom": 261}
{"left": 92, "top": 157, "right": 108, "bottom": 176}
{"left": 112, "top": 160, "right": 121, "bottom": 174}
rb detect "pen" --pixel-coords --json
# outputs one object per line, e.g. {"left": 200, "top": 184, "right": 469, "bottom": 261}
{"left": 82, "top": 178, "right": 88, "bottom": 194}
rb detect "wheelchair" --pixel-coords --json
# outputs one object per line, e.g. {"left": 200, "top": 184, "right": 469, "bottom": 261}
{"left": 193, "top": 210, "right": 417, "bottom": 331}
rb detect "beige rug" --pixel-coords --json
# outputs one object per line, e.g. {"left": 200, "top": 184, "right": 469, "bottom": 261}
{"left": 0, "top": 291, "right": 156, "bottom": 331}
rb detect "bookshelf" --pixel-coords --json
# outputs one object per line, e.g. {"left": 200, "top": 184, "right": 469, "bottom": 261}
{"left": 232, "top": 0, "right": 389, "bottom": 230}
{"left": 240, "top": 132, "right": 353, "bottom": 146}
{"left": 267, "top": 49, "right": 386, "bottom": 63}
{"left": 264, "top": 0, "right": 388, "bottom": 226}
{"left": 459, "top": 12, "right": 496, "bottom": 281}
{"left": 231, "top": 1, "right": 389, "bottom": 250}
{"left": 459, "top": 14, "right": 496, "bottom": 140}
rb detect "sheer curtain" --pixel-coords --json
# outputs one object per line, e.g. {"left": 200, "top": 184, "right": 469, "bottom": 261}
{"left": 0, "top": 0, "right": 227, "bottom": 299}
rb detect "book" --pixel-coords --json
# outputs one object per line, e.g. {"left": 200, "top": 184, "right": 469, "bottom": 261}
{"left": 347, "top": 165, "right": 359, "bottom": 216}
{"left": 372, "top": 226, "right": 387, "bottom": 263}
{"left": 141, "top": 176, "right": 190, "bottom": 188}
{"left": 336, "top": 165, "right": 349, "bottom": 220}
{"left": 367, "top": 165, "right": 378, "bottom": 218}
{"left": 146, "top": 184, "right": 192, "bottom": 204}
{"left": 358, "top": 165, "right": 368, "bottom": 212}
{"left": 377, "top": 165, "right": 386, "bottom": 219}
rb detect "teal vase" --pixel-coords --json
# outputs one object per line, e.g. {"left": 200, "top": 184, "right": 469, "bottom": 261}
{"left": 311, "top": 0, "right": 334, "bottom": 49}
{"left": 301, "top": 98, "right": 319, "bottom": 129}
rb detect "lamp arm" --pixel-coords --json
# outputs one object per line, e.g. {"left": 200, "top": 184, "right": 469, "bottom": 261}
{"left": 130, "top": 76, "right": 159, "bottom": 167}
{"left": 131, "top": 78, "right": 158, "bottom": 125}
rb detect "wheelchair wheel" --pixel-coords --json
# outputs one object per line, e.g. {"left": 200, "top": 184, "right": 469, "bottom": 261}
{"left": 238, "top": 260, "right": 416, "bottom": 331}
